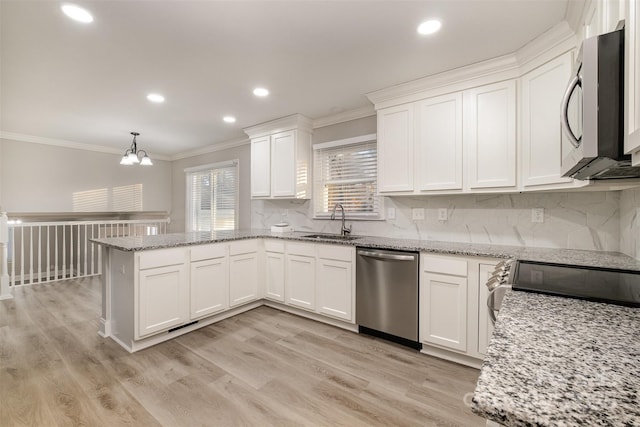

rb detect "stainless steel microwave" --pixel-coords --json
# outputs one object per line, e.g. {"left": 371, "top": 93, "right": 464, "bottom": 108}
{"left": 560, "top": 21, "right": 640, "bottom": 180}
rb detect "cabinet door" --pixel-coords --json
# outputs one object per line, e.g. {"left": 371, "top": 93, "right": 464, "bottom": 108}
{"left": 420, "top": 272, "right": 467, "bottom": 352}
{"left": 190, "top": 257, "right": 229, "bottom": 320}
{"left": 286, "top": 254, "right": 315, "bottom": 311}
{"left": 377, "top": 104, "right": 414, "bottom": 192}
{"left": 271, "top": 130, "right": 296, "bottom": 197}
{"left": 416, "top": 93, "right": 463, "bottom": 191}
{"left": 229, "top": 253, "right": 259, "bottom": 307}
{"left": 465, "top": 80, "right": 517, "bottom": 189}
{"left": 251, "top": 136, "right": 271, "bottom": 197}
{"left": 317, "top": 258, "right": 353, "bottom": 322}
{"left": 626, "top": 0, "right": 640, "bottom": 162}
{"left": 265, "top": 251, "right": 285, "bottom": 302}
{"left": 477, "top": 263, "right": 496, "bottom": 356}
{"left": 521, "top": 52, "right": 573, "bottom": 187}
{"left": 138, "top": 263, "right": 189, "bottom": 338}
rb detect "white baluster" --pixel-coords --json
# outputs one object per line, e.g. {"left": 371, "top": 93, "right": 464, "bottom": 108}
{"left": 0, "top": 212, "right": 12, "bottom": 300}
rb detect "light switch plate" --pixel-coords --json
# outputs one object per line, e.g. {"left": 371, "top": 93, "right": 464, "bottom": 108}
{"left": 387, "top": 207, "right": 396, "bottom": 220}
{"left": 438, "top": 208, "right": 448, "bottom": 221}
{"left": 412, "top": 208, "right": 425, "bottom": 220}
{"left": 531, "top": 208, "right": 544, "bottom": 223}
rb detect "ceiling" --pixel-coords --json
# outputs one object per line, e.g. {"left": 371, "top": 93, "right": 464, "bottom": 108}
{"left": 0, "top": 0, "right": 570, "bottom": 158}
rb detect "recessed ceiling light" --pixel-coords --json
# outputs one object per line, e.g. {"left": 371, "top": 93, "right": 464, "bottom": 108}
{"left": 61, "top": 4, "right": 94, "bottom": 23}
{"left": 253, "top": 87, "right": 269, "bottom": 97}
{"left": 417, "top": 19, "right": 442, "bottom": 35}
{"left": 223, "top": 116, "right": 236, "bottom": 123}
{"left": 147, "top": 93, "right": 165, "bottom": 103}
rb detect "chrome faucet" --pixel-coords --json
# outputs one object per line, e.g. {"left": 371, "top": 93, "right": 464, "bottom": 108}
{"left": 330, "top": 203, "right": 352, "bottom": 236}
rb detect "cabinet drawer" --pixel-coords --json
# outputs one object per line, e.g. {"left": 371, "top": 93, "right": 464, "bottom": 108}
{"left": 317, "top": 244, "right": 353, "bottom": 262}
{"left": 190, "top": 243, "right": 227, "bottom": 262}
{"left": 422, "top": 254, "right": 467, "bottom": 276}
{"left": 287, "top": 242, "right": 316, "bottom": 257}
{"left": 229, "top": 239, "right": 259, "bottom": 256}
{"left": 139, "top": 248, "right": 186, "bottom": 270}
{"left": 264, "top": 239, "right": 285, "bottom": 253}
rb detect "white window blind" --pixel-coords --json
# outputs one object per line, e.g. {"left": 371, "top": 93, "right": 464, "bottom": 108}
{"left": 313, "top": 134, "right": 381, "bottom": 219}
{"left": 186, "top": 161, "right": 238, "bottom": 231}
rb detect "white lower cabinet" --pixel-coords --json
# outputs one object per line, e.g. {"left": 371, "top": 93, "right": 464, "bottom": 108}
{"left": 137, "top": 248, "right": 189, "bottom": 339}
{"left": 316, "top": 244, "right": 354, "bottom": 322}
{"left": 419, "top": 253, "right": 500, "bottom": 367}
{"left": 264, "top": 240, "right": 285, "bottom": 302}
{"left": 285, "top": 244, "right": 316, "bottom": 311}
{"left": 420, "top": 254, "right": 468, "bottom": 352}
{"left": 229, "top": 240, "right": 261, "bottom": 307}
{"left": 190, "top": 243, "right": 229, "bottom": 320}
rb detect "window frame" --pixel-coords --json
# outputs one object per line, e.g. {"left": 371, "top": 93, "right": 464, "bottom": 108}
{"left": 312, "top": 133, "right": 383, "bottom": 220}
{"left": 185, "top": 159, "right": 239, "bottom": 232}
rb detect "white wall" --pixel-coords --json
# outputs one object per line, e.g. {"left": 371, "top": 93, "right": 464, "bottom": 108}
{"left": 170, "top": 143, "right": 251, "bottom": 233}
{"left": 0, "top": 138, "right": 171, "bottom": 213}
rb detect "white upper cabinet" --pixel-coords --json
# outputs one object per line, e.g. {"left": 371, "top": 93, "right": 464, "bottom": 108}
{"left": 415, "top": 93, "right": 463, "bottom": 191}
{"left": 250, "top": 136, "right": 271, "bottom": 197}
{"left": 520, "top": 52, "right": 574, "bottom": 187}
{"left": 465, "top": 80, "right": 517, "bottom": 190}
{"left": 625, "top": 0, "right": 640, "bottom": 163}
{"left": 377, "top": 104, "right": 415, "bottom": 192}
{"left": 245, "top": 114, "right": 312, "bottom": 199}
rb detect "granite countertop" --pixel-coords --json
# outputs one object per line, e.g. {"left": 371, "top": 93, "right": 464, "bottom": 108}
{"left": 472, "top": 291, "right": 640, "bottom": 426}
{"left": 90, "top": 229, "right": 640, "bottom": 271}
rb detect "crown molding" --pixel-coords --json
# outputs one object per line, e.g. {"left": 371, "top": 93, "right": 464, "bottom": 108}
{"left": 170, "top": 137, "right": 249, "bottom": 161}
{"left": 312, "top": 105, "right": 375, "bottom": 129}
{"left": 366, "top": 54, "right": 520, "bottom": 108}
{"left": 565, "top": 0, "right": 589, "bottom": 34}
{"left": 0, "top": 131, "right": 172, "bottom": 161}
{"left": 366, "top": 20, "right": 577, "bottom": 109}
{"left": 243, "top": 113, "right": 313, "bottom": 138}
{"left": 516, "top": 21, "right": 576, "bottom": 74}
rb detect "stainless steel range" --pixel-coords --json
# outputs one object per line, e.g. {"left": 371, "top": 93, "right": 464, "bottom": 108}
{"left": 486, "top": 259, "right": 640, "bottom": 323}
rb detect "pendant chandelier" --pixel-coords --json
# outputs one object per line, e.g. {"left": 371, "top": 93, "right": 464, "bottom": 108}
{"left": 120, "top": 132, "right": 152, "bottom": 166}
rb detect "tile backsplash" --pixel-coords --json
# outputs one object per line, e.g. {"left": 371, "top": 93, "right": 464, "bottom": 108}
{"left": 252, "top": 191, "right": 623, "bottom": 252}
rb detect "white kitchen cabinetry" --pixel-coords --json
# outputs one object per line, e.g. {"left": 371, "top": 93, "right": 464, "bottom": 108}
{"left": 626, "top": 0, "right": 640, "bottom": 163}
{"left": 465, "top": 80, "right": 517, "bottom": 190}
{"left": 285, "top": 243, "right": 316, "bottom": 311}
{"left": 229, "top": 240, "right": 261, "bottom": 307}
{"left": 137, "top": 248, "right": 189, "bottom": 338}
{"left": 377, "top": 104, "right": 415, "bottom": 192}
{"left": 420, "top": 254, "right": 468, "bottom": 352}
{"left": 316, "top": 244, "right": 355, "bottom": 322}
{"left": 245, "top": 114, "right": 312, "bottom": 199}
{"left": 264, "top": 240, "right": 285, "bottom": 302}
{"left": 416, "top": 93, "right": 463, "bottom": 191}
{"left": 477, "top": 263, "right": 496, "bottom": 355}
{"left": 250, "top": 136, "right": 271, "bottom": 197}
{"left": 520, "top": 52, "right": 574, "bottom": 187}
{"left": 189, "top": 243, "right": 229, "bottom": 320}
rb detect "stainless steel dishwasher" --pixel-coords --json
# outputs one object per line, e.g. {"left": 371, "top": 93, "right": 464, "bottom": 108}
{"left": 356, "top": 248, "right": 420, "bottom": 349}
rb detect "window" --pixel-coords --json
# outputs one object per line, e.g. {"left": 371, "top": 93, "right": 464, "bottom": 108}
{"left": 313, "top": 134, "right": 381, "bottom": 219}
{"left": 186, "top": 160, "right": 238, "bottom": 231}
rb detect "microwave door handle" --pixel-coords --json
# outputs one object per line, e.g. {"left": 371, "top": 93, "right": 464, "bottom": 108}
{"left": 561, "top": 74, "right": 582, "bottom": 149}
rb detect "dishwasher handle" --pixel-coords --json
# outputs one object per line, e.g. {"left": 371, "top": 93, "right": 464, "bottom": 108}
{"left": 358, "top": 250, "right": 416, "bottom": 261}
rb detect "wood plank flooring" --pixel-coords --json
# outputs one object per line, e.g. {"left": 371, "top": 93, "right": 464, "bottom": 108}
{"left": 0, "top": 277, "right": 486, "bottom": 426}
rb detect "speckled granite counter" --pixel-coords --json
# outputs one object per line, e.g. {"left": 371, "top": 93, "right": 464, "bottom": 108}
{"left": 90, "top": 229, "right": 640, "bottom": 271}
{"left": 472, "top": 291, "right": 640, "bottom": 426}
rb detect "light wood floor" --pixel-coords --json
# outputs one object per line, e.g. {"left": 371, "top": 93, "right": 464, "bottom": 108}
{"left": 0, "top": 277, "right": 486, "bottom": 427}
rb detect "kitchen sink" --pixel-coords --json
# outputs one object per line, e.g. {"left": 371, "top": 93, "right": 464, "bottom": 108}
{"left": 301, "top": 233, "right": 361, "bottom": 241}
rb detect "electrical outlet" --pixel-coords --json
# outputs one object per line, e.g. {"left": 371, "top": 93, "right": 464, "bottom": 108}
{"left": 438, "top": 208, "right": 448, "bottom": 221}
{"left": 412, "top": 208, "right": 425, "bottom": 220}
{"left": 387, "top": 207, "right": 396, "bottom": 220}
{"left": 531, "top": 208, "right": 544, "bottom": 223}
